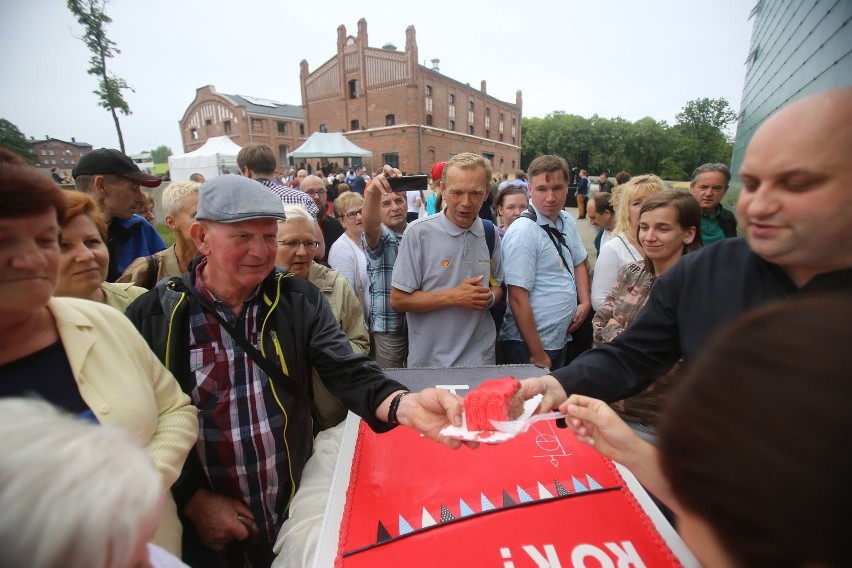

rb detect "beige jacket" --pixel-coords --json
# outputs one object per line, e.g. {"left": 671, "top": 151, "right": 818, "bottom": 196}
{"left": 48, "top": 297, "right": 198, "bottom": 555}
{"left": 117, "top": 245, "right": 184, "bottom": 289}
{"left": 307, "top": 263, "right": 370, "bottom": 429}
{"left": 101, "top": 281, "right": 148, "bottom": 311}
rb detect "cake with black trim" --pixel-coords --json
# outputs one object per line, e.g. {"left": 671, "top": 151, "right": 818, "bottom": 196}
{"left": 463, "top": 376, "right": 524, "bottom": 431}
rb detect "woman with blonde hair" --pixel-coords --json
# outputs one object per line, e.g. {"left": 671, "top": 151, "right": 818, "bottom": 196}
{"left": 328, "top": 191, "right": 371, "bottom": 318}
{"left": 591, "top": 174, "right": 664, "bottom": 310}
{"left": 56, "top": 190, "right": 148, "bottom": 310}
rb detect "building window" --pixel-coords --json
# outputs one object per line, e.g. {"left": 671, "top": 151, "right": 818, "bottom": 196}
{"left": 468, "top": 101, "right": 474, "bottom": 111}
{"left": 224, "top": 120, "right": 232, "bottom": 134}
{"left": 449, "top": 93, "right": 455, "bottom": 104}
{"left": 449, "top": 120, "right": 455, "bottom": 131}
{"left": 425, "top": 97, "right": 433, "bottom": 112}
{"left": 512, "top": 137, "right": 516, "bottom": 145}
{"left": 468, "top": 125, "right": 474, "bottom": 135}
{"left": 468, "top": 110, "right": 474, "bottom": 123}
{"left": 349, "top": 79, "right": 360, "bottom": 99}
{"left": 426, "top": 114, "right": 433, "bottom": 126}
{"left": 512, "top": 160, "right": 516, "bottom": 169}
{"left": 319, "top": 124, "right": 328, "bottom": 133}
{"left": 485, "top": 116, "right": 490, "bottom": 128}
{"left": 251, "top": 118, "right": 263, "bottom": 132}
{"left": 299, "top": 124, "right": 305, "bottom": 135}
{"left": 351, "top": 119, "right": 360, "bottom": 131}
{"left": 191, "top": 129, "right": 198, "bottom": 140}
{"left": 425, "top": 85, "right": 432, "bottom": 96}
{"left": 499, "top": 133, "right": 503, "bottom": 142}
{"left": 205, "top": 119, "right": 212, "bottom": 126}
{"left": 486, "top": 130, "right": 490, "bottom": 139}
{"left": 385, "top": 114, "right": 395, "bottom": 126}
{"left": 383, "top": 153, "right": 400, "bottom": 169}
{"left": 483, "top": 152, "right": 494, "bottom": 164}
{"left": 277, "top": 121, "right": 288, "bottom": 134}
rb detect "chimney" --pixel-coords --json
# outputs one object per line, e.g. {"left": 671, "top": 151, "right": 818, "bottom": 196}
{"left": 481, "top": 80, "right": 487, "bottom": 94}
{"left": 71, "top": 137, "right": 76, "bottom": 143}
{"left": 430, "top": 58, "right": 440, "bottom": 73}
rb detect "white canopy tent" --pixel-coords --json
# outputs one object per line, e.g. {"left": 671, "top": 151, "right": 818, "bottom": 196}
{"left": 289, "top": 132, "right": 372, "bottom": 159}
{"left": 168, "top": 136, "right": 242, "bottom": 181}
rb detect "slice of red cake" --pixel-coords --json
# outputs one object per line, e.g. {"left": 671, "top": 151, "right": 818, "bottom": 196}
{"left": 464, "top": 377, "right": 524, "bottom": 431}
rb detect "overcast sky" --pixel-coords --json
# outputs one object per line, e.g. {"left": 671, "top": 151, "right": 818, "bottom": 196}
{"left": 1, "top": 0, "right": 754, "bottom": 156}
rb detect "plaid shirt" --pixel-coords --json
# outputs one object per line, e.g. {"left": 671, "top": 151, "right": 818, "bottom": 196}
{"left": 187, "top": 261, "right": 287, "bottom": 542}
{"left": 258, "top": 178, "right": 319, "bottom": 218}
{"left": 362, "top": 226, "right": 406, "bottom": 334}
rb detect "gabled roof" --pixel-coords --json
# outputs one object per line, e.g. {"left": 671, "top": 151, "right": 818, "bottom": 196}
{"left": 221, "top": 93, "right": 304, "bottom": 120}
{"left": 29, "top": 137, "right": 93, "bottom": 148}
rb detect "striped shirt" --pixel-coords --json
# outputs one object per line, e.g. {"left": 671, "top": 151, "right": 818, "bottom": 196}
{"left": 258, "top": 178, "right": 319, "bottom": 218}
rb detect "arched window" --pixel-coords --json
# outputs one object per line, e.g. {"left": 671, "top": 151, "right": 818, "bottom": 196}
{"left": 425, "top": 114, "right": 433, "bottom": 126}
{"left": 385, "top": 114, "right": 395, "bottom": 126}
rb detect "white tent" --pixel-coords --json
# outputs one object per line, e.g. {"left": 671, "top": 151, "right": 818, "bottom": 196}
{"left": 168, "top": 136, "right": 242, "bottom": 181}
{"left": 289, "top": 132, "right": 372, "bottom": 159}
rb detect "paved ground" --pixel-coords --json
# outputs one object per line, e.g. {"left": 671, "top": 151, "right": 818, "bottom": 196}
{"left": 562, "top": 205, "right": 600, "bottom": 269}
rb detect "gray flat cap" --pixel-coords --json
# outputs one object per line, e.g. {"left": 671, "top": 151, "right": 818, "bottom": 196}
{"left": 196, "top": 175, "right": 287, "bottom": 223}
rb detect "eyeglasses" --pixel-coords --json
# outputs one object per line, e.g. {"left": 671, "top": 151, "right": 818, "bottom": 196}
{"left": 277, "top": 239, "right": 319, "bottom": 250}
{"left": 304, "top": 189, "right": 327, "bottom": 197}
{"left": 343, "top": 209, "right": 363, "bottom": 220}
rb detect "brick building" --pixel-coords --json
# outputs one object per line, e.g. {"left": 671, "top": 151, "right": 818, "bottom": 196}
{"left": 29, "top": 136, "right": 92, "bottom": 177}
{"left": 300, "top": 19, "right": 522, "bottom": 175}
{"left": 178, "top": 85, "right": 306, "bottom": 168}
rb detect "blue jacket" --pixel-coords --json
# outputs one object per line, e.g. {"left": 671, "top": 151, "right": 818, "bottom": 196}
{"left": 107, "top": 214, "right": 167, "bottom": 281}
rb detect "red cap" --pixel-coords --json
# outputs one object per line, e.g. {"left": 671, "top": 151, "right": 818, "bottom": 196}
{"left": 430, "top": 161, "right": 446, "bottom": 183}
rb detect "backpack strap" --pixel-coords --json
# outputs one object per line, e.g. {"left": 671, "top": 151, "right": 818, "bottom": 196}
{"left": 482, "top": 219, "right": 495, "bottom": 258}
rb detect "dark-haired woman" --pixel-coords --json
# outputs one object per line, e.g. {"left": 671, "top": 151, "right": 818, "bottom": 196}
{"left": 592, "top": 189, "right": 702, "bottom": 436}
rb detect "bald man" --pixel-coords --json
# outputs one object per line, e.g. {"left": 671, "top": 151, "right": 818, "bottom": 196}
{"left": 521, "top": 87, "right": 852, "bottom": 408}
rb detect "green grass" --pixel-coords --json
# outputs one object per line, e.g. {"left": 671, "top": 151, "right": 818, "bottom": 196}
{"left": 156, "top": 224, "right": 175, "bottom": 247}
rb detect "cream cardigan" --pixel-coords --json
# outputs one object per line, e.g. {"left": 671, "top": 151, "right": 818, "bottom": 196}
{"left": 48, "top": 296, "right": 198, "bottom": 555}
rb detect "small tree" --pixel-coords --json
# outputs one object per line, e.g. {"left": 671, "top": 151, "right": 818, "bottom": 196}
{"left": 67, "top": 0, "right": 133, "bottom": 153}
{"left": 0, "top": 119, "right": 38, "bottom": 164}
{"left": 150, "top": 145, "right": 172, "bottom": 164}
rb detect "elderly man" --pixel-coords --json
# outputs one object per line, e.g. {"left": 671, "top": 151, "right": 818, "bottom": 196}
{"left": 237, "top": 144, "right": 318, "bottom": 217}
{"left": 300, "top": 174, "right": 344, "bottom": 264}
{"left": 522, "top": 88, "right": 852, "bottom": 417}
{"left": 288, "top": 168, "right": 308, "bottom": 188}
{"left": 390, "top": 152, "right": 504, "bottom": 368}
{"left": 126, "top": 175, "right": 465, "bottom": 567}
{"left": 498, "top": 155, "right": 590, "bottom": 370}
{"left": 72, "top": 148, "right": 167, "bottom": 281}
{"left": 689, "top": 162, "right": 737, "bottom": 244}
{"left": 587, "top": 191, "right": 615, "bottom": 255}
{"left": 118, "top": 180, "right": 201, "bottom": 288}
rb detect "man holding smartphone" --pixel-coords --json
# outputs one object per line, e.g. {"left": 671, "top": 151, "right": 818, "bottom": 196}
{"left": 388, "top": 153, "right": 504, "bottom": 368}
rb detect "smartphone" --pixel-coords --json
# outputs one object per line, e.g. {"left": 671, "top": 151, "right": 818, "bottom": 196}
{"left": 388, "top": 174, "right": 428, "bottom": 193}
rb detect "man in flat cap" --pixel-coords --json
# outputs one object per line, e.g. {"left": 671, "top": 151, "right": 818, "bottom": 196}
{"left": 72, "top": 148, "right": 167, "bottom": 280}
{"left": 126, "top": 175, "right": 466, "bottom": 567}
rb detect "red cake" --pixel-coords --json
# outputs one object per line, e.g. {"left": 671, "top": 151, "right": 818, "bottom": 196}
{"left": 463, "top": 376, "right": 524, "bottom": 431}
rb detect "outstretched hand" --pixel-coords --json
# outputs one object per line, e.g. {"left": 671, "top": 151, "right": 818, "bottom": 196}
{"left": 519, "top": 375, "right": 568, "bottom": 412}
{"left": 397, "top": 388, "right": 479, "bottom": 450}
{"left": 560, "top": 394, "right": 644, "bottom": 466}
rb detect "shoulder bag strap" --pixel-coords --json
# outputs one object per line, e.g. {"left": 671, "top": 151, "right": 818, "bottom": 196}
{"left": 181, "top": 283, "right": 313, "bottom": 412}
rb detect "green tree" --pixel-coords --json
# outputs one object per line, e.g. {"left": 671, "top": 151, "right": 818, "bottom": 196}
{"left": 0, "top": 119, "right": 37, "bottom": 164}
{"left": 67, "top": 0, "right": 133, "bottom": 153}
{"left": 150, "top": 145, "right": 172, "bottom": 164}
{"left": 670, "top": 97, "right": 736, "bottom": 172}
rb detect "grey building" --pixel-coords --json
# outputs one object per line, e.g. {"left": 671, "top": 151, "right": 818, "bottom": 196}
{"left": 730, "top": 0, "right": 852, "bottom": 179}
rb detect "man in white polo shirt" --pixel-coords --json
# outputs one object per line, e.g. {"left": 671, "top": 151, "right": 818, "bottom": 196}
{"left": 387, "top": 152, "right": 504, "bottom": 368}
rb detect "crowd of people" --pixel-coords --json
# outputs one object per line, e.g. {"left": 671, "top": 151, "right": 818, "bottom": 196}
{"left": 1, "top": 87, "right": 850, "bottom": 567}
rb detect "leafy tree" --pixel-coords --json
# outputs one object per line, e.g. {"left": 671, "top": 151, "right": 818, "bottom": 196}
{"left": 0, "top": 119, "right": 37, "bottom": 164}
{"left": 150, "top": 145, "right": 172, "bottom": 164}
{"left": 67, "top": 0, "right": 133, "bottom": 153}
{"left": 659, "top": 157, "right": 688, "bottom": 182}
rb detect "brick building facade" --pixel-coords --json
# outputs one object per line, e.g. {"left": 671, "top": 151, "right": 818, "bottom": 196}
{"left": 178, "top": 85, "right": 306, "bottom": 168}
{"left": 29, "top": 136, "right": 93, "bottom": 177}
{"left": 300, "top": 19, "right": 522, "bottom": 175}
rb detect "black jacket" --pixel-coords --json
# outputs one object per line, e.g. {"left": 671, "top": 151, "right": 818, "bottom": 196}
{"left": 554, "top": 238, "right": 852, "bottom": 401}
{"left": 719, "top": 206, "right": 738, "bottom": 238}
{"left": 126, "top": 258, "right": 404, "bottom": 510}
